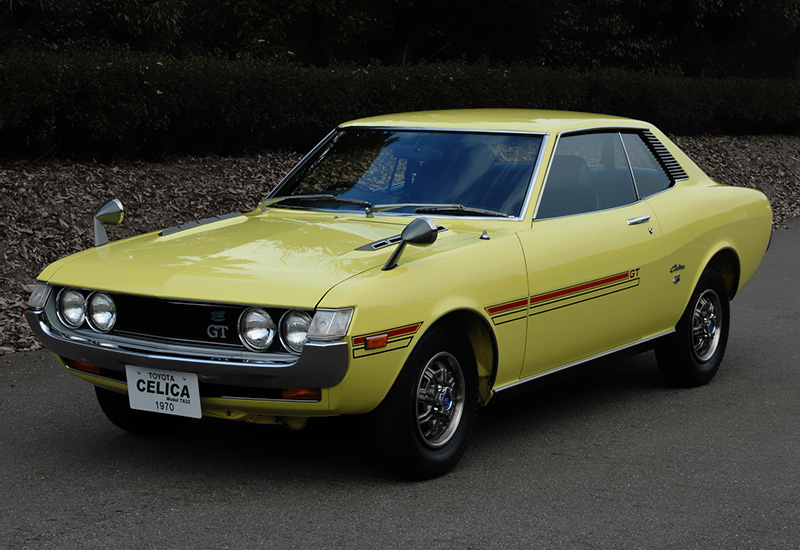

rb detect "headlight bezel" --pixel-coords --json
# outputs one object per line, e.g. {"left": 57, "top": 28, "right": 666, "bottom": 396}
{"left": 86, "top": 291, "right": 117, "bottom": 333}
{"left": 56, "top": 288, "right": 87, "bottom": 329}
{"left": 238, "top": 307, "right": 277, "bottom": 351}
{"left": 279, "top": 310, "right": 313, "bottom": 354}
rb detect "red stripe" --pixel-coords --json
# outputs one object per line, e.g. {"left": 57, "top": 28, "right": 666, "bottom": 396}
{"left": 353, "top": 323, "right": 421, "bottom": 346}
{"left": 486, "top": 298, "right": 529, "bottom": 316}
{"left": 385, "top": 324, "right": 421, "bottom": 339}
{"left": 530, "top": 271, "right": 631, "bottom": 305}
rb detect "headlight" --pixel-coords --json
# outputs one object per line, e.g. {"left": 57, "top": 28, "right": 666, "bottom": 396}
{"left": 57, "top": 289, "right": 86, "bottom": 328}
{"left": 87, "top": 292, "right": 116, "bottom": 332}
{"left": 307, "top": 308, "right": 354, "bottom": 341}
{"left": 280, "top": 310, "right": 312, "bottom": 354}
{"left": 238, "top": 307, "right": 276, "bottom": 351}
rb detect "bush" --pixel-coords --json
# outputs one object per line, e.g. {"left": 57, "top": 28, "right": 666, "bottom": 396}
{"left": 1, "top": 50, "right": 798, "bottom": 159}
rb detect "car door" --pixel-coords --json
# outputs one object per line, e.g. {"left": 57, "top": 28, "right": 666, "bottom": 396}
{"left": 517, "top": 131, "right": 665, "bottom": 379}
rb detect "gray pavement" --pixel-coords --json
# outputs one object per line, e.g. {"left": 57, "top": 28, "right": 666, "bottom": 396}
{"left": 2, "top": 220, "right": 799, "bottom": 549}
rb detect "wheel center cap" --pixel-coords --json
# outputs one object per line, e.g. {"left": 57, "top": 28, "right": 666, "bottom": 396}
{"left": 437, "top": 387, "right": 453, "bottom": 411}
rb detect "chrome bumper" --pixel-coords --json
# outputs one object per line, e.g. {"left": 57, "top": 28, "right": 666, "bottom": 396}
{"left": 26, "top": 309, "right": 349, "bottom": 390}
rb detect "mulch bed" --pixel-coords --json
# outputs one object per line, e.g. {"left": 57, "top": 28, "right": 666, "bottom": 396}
{"left": 1, "top": 135, "right": 798, "bottom": 354}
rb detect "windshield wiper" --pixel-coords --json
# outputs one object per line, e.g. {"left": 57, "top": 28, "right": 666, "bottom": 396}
{"left": 367, "top": 203, "right": 454, "bottom": 217}
{"left": 414, "top": 205, "right": 509, "bottom": 218}
{"left": 267, "top": 197, "right": 507, "bottom": 219}
{"left": 268, "top": 194, "right": 373, "bottom": 212}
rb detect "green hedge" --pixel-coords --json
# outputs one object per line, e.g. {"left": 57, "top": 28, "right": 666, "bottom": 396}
{"left": 1, "top": 50, "right": 798, "bottom": 158}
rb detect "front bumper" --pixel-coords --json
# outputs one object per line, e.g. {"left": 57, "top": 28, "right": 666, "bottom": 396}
{"left": 26, "top": 308, "right": 350, "bottom": 393}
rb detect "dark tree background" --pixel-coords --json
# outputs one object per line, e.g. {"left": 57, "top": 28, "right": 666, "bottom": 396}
{"left": 2, "top": 0, "right": 799, "bottom": 77}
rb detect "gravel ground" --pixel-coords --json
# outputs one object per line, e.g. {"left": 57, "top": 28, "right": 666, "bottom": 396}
{"left": 1, "top": 135, "right": 798, "bottom": 354}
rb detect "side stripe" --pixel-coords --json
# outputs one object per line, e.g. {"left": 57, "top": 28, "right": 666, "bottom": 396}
{"left": 351, "top": 323, "right": 422, "bottom": 359}
{"left": 485, "top": 268, "right": 641, "bottom": 325}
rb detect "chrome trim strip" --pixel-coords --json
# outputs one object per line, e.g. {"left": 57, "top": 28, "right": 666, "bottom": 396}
{"left": 516, "top": 133, "right": 549, "bottom": 221}
{"left": 337, "top": 126, "right": 549, "bottom": 136}
{"left": 493, "top": 329, "right": 675, "bottom": 393}
{"left": 26, "top": 309, "right": 349, "bottom": 389}
{"left": 266, "top": 128, "right": 339, "bottom": 201}
{"left": 617, "top": 131, "right": 641, "bottom": 201}
{"left": 533, "top": 131, "right": 562, "bottom": 220}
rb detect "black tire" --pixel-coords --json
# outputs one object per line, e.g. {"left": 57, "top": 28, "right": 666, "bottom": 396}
{"left": 371, "top": 325, "right": 478, "bottom": 480}
{"left": 656, "top": 268, "right": 730, "bottom": 387}
{"left": 95, "top": 386, "right": 188, "bottom": 435}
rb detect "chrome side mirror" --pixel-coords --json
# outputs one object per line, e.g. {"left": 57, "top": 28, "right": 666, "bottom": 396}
{"left": 382, "top": 217, "right": 438, "bottom": 271}
{"left": 93, "top": 199, "right": 124, "bottom": 246}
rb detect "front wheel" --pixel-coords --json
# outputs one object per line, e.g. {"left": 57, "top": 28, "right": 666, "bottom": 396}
{"left": 656, "top": 268, "right": 730, "bottom": 387}
{"left": 371, "top": 326, "right": 478, "bottom": 480}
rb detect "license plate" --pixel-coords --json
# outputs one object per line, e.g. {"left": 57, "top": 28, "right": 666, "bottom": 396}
{"left": 125, "top": 366, "right": 202, "bottom": 419}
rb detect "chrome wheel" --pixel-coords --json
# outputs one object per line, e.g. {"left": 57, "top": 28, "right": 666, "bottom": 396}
{"left": 692, "top": 289, "right": 722, "bottom": 362}
{"left": 656, "top": 268, "right": 729, "bottom": 388}
{"left": 415, "top": 351, "right": 465, "bottom": 448}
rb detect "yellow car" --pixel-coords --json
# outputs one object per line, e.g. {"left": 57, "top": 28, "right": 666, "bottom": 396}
{"left": 26, "top": 109, "right": 772, "bottom": 479}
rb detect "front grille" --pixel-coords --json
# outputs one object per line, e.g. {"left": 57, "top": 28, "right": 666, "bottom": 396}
{"left": 62, "top": 290, "right": 298, "bottom": 353}
{"left": 112, "top": 294, "right": 248, "bottom": 348}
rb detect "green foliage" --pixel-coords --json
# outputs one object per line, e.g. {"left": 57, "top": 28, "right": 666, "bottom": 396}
{"left": 2, "top": 50, "right": 798, "bottom": 159}
{"left": 2, "top": 0, "right": 798, "bottom": 78}
{"left": 100, "top": 0, "right": 186, "bottom": 50}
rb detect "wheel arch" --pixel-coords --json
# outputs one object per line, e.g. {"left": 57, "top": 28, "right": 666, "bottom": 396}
{"left": 705, "top": 247, "right": 741, "bottom": 300}
{"left": 426, "top": 308, "right": 498, "bottom": 405}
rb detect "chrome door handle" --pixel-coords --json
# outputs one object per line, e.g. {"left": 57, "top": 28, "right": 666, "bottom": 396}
{"left": 626, "top": 215, "right": 651, "bottom": 226}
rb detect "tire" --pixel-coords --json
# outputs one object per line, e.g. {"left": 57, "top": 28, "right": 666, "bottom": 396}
{"left": 656, "top": 268, "right": 730, "bottom": 387}
{"left": 371, "top": 326, "right": 478, "bottom": 480}
{"left": 95, "top": 386, "right": 188, "bottom": 435}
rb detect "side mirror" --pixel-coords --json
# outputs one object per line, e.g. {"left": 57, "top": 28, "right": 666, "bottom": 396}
{"left": 93, "top": 199, "right": 124, "bottom": 247}
{"left": 382, "top": 217, "right": 438, "bottom": 271}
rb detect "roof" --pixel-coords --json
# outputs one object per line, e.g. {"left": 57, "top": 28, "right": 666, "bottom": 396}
{"left": 339, "top": 109, "right": 651, "bottom": 134}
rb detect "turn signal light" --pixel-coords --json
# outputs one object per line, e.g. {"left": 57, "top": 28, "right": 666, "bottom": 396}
{"left": 67, "top": 360, "right": 101, "bottom": 375}
{"left": 365, "top": 333, "right": 388, "bottom": 350}
{"left": 281, "top": 388, "right": 321, "bottom": 401}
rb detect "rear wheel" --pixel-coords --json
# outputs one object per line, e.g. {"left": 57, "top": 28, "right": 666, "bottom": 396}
{"left": 371, "top": 326, "right": 477, "bottom": 480}
{"left": 95, "top": 386, "right": 188, "bottom": 435}
{"left": 656, "top": 268, "right": 730, "bottom": 387}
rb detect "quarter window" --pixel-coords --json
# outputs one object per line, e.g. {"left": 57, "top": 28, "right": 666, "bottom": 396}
{"left": 620, "top": 133, "right": 672, "bottom": 198}
{"left": 536, "top": 132, "right": 638, "bottom": 219}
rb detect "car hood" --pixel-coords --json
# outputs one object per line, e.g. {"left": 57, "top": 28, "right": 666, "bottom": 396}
{"left": 39, "top": 210, "right": 482, "bottom": 307}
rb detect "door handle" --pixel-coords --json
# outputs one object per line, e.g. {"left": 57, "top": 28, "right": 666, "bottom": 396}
{"left": 626, "top": 215, "right": 651, "bottom": 226}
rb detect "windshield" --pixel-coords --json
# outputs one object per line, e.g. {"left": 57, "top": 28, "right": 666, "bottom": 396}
{"left": 271, "top": 129, "right": 544, "bottom": 217}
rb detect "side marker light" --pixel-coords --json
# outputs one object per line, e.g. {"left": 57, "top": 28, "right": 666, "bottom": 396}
{"left": 365, "top": 334, "right": 389, "bottom": 350}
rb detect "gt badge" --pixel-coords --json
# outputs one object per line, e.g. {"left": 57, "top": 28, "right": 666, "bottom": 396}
{"left": 208, "top": 310, "right": 228, "bottom": 338}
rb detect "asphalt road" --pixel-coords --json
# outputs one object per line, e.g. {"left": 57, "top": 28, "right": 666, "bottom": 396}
{"left": 2, "top": 221, "right": 798, "bottom": 550}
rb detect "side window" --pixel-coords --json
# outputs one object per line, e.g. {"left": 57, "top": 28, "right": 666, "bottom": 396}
{"left": 621, "top": 133, "right": 671, "bottom": 198}
{"left": 536, "top": 132, "right": 638, "bottom": 219}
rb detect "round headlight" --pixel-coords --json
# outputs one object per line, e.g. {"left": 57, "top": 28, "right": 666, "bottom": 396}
{"left": 280, "top": 310, "right": 312, "bottom": 354}
{"left": 58, "top": 289, "right": 86, "bottom": 328}
{"left": 239, "top": 307, "right": 276, "bottom": 351}
{"left": 87, "top": 292, "right": 116, "bottom": 332}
